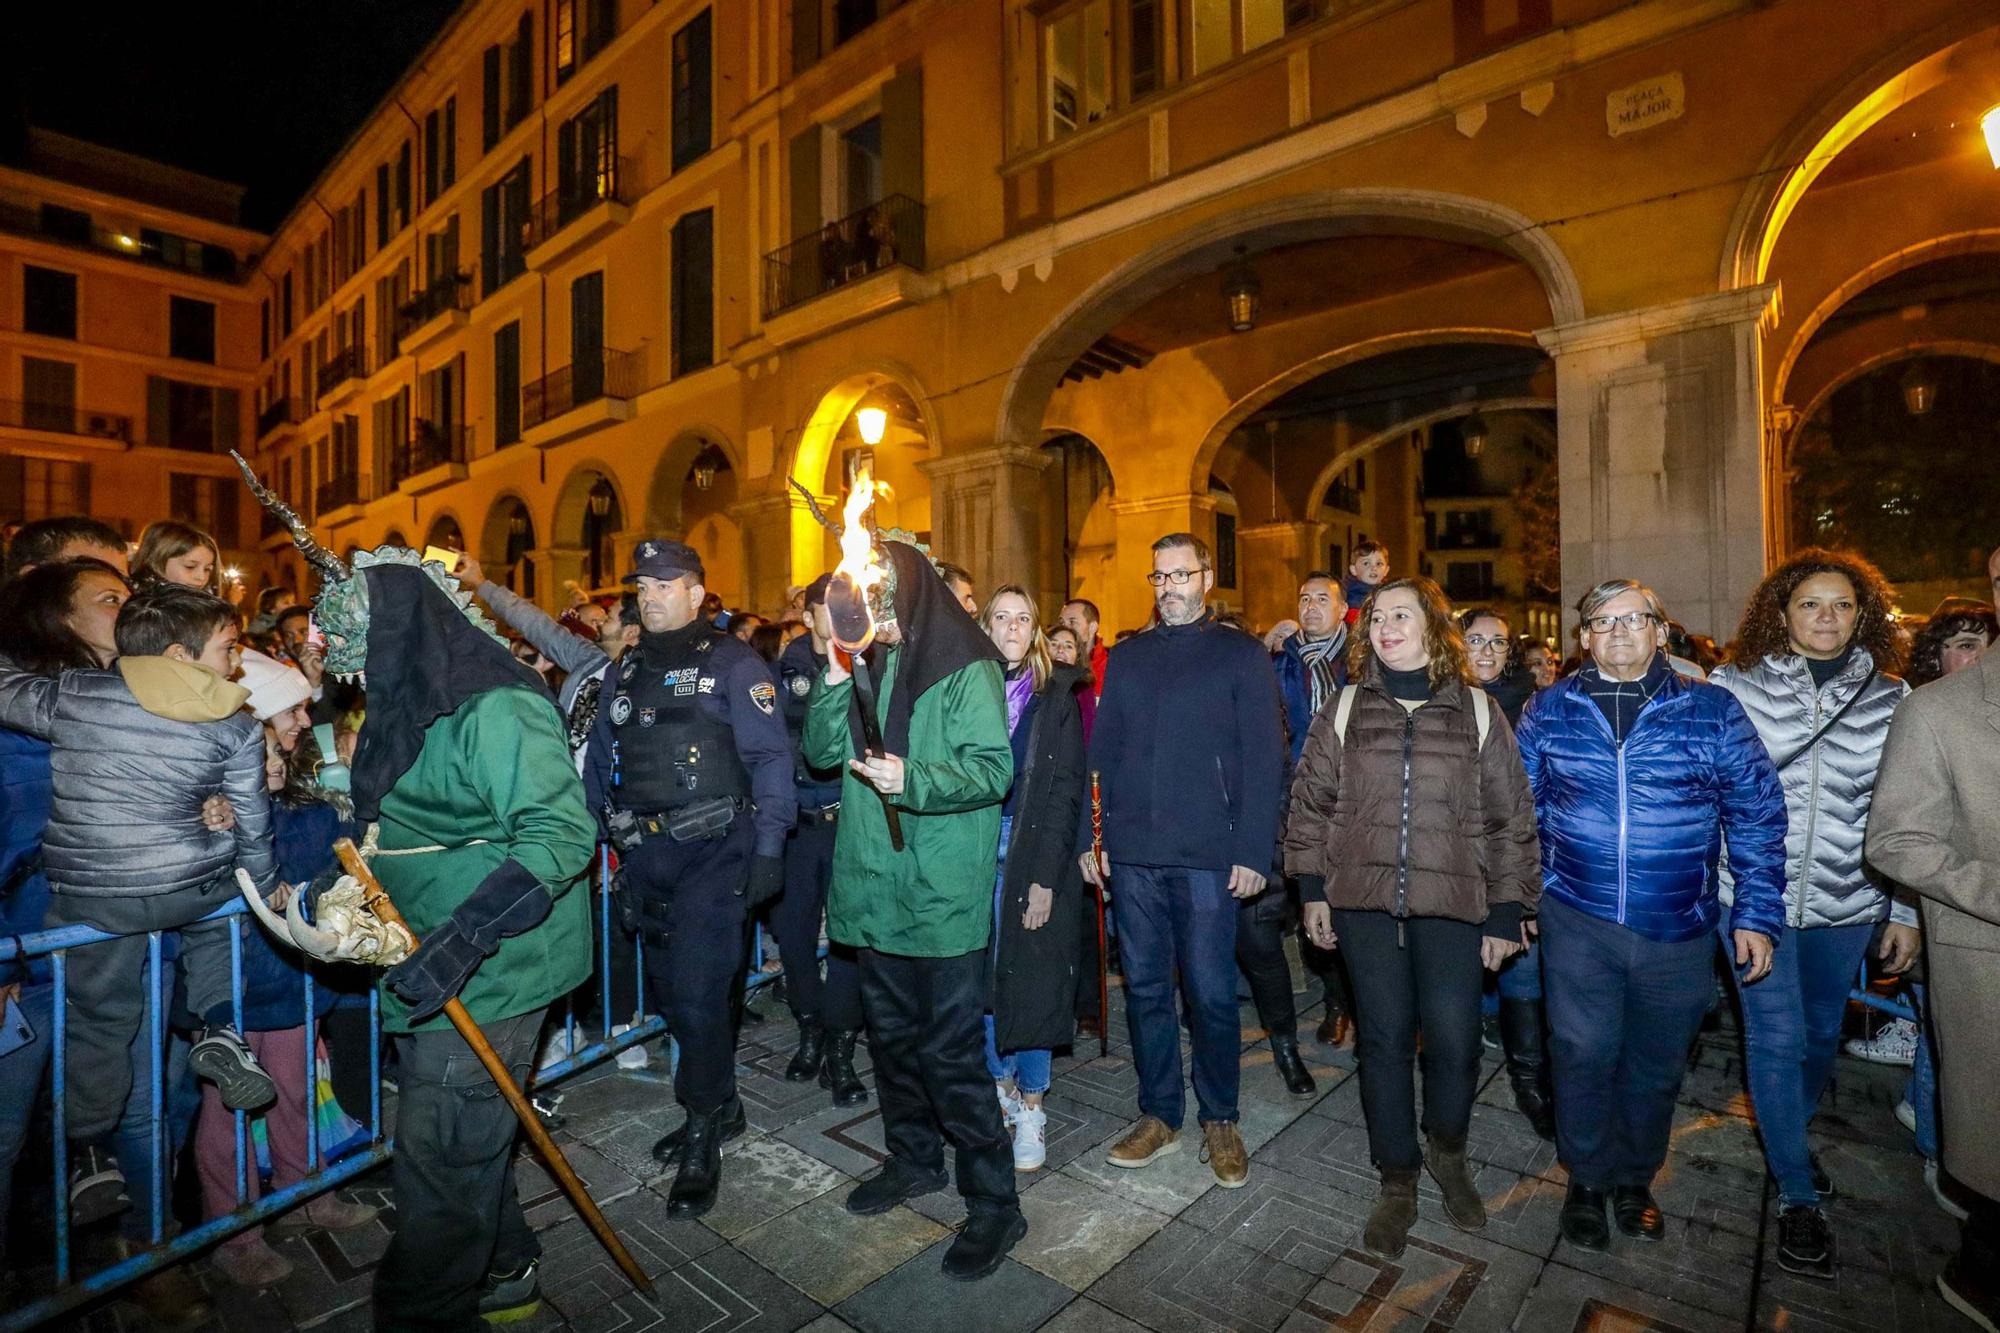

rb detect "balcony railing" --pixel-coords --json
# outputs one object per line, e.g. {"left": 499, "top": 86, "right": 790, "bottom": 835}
{"left": 315, "top": 473, "right": 365, "bottom": 514}
{"left": 257, "top": 396, "right": 305, "bottom": 438}
{"left": 1323, "top": 482, "right": 1362, "bottom": 514}
{"left": 523, "top": 346, "right": 643, "bottom": 429}
{"left": 315, "top": 346, "right": 369, "bottom": 398}
{"left": 523, "top": 158, "right": 638, "bottom": 251}
{"left": 393, "top": 422, "right": 472, "bottom": 482}
{"left": 763, "top": 194, "right": 925, "bottom": 317}
{"left": 1435, "top": 528, "right": 1502, "bottom": 551}
{"left": 0, "top": 398, "right": 133, "bottom": 443}
{"left": 395, "top": 272, "right": 473, "bottom": 337}
{"left": 0, "top": 198, "right": 239, "bottom": 280}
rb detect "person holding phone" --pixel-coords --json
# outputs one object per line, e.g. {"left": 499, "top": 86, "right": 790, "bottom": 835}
{"left": 1516, "top": 578, "right": 1786, "bottom": 1255}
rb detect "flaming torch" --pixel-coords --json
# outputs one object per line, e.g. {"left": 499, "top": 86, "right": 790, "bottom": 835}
{"left": 823, "top": 462, "right": 904, "bottom": 851}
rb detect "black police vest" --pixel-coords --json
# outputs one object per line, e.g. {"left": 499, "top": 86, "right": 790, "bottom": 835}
{"left": 608, "top": 635, "right": 749, "bottom": 811}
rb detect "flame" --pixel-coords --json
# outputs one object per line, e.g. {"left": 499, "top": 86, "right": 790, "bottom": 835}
{"left": 835, "top": 461, "right": 887, "bottom": 595}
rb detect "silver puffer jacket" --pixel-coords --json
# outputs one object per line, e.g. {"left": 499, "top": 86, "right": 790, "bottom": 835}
{"left": 1711, "top": 648, "right": 1913, "bottom": 929}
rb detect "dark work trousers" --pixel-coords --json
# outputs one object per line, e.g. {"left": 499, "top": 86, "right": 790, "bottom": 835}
{"left": 770, "top": 811, "right": 862, "bottom": 1030}
{"left": 1114, "top": 863, "right": 1240, "bottom": 1128}
{"left": 45, "top": 888, "right": 237, "bottom": 1142}
{"left": 857, "top": 947, "right": 1020, "bottom": 1220}
{"left": 1540, "top": 894, "right": 1715, "bottom": 1190}
{"left": 374, "top": 1009, "right": 544, "bottom": 1332}
{"left": 1236, "top": 891, "right": 1298, "bottom": 1042}
{"left": 1333, "top": 910, "right": 1485, "bottom": 1169}
{"left": 626, "top": 815, "right": 753, "bottom": 1114}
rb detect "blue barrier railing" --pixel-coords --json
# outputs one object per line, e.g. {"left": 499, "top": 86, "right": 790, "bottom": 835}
{"left": 0, "top": 846, "right": 784, "bottom": 1331}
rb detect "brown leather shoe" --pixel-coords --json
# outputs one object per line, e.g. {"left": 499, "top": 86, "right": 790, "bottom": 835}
{"left": 1316, "top": 1012, "right": 1352, "bottom": 1048}
{"left": 1200, "top": 1121, "right": 1248, "bottom": 1189}
{"left": 1105, "top": 1115, "right": 1179, "bottom": 1168}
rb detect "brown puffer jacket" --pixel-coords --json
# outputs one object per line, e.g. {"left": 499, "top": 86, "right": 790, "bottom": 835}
{"left": 1283, "top": 669, "right": 1540, "bottom": 927}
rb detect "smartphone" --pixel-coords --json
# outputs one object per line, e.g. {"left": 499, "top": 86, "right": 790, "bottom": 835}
{"left": 0, "top": 993, "right": 33, "bottom": 1059}
{"left": 305, "top": 615, "right": 327, "bottom": 652}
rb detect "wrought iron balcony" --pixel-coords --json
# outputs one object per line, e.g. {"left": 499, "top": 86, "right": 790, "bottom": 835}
{"left": 0, "top": 398, "right": 132, "bottom": 443}
{"left": 315, "top": 473, "right": 366, "bottom": 515}
{"left": 393, "top": 421, "right": 472, "bottom": 483}
{"left": 315, "top": 346, "right": 369, "bottom": 398}
{"left": 257, "top": 396, "right": 305, "bottom": 439}
{"left": 522, "top": 346, "right": 643, "bottom": 429}
{"left": 395, "top": 272, "right": 473, "bottom": 338}
{"left": 763, "top": 194, "right": 925, "bottom": 317}
{"left": 1323, "top": 481, "right": 1362, "bottom": 514}
{"left": 523, "top": 158, "right": 638, "bottom": 252}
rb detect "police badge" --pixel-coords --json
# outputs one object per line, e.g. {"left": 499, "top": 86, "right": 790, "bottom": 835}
{"left": 749, "top": 681, "right": 777, "bottom": 716}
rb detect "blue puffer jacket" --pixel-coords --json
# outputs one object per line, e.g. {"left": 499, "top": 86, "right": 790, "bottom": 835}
{"left": 1516, "top": 669, "right": 1787, "bottom": 943}
{"left": 1272, "top": 632, "right": 1348, "bottom": 765}
{"left": 0, "top": 726, "right": 53, "bottom": 988}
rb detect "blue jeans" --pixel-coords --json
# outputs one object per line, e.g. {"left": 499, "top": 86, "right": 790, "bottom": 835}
{"left": 1542, "top": 895, "right": 1715, "bottom": 1190}
{"left": 1112, "top": 863, "right": 1239, "bottom": 1128}
{"left": 1496, "top": 936, "right": 1544, "bottom": 1000}
{"left": 0, "top": 982, "right": 56, "bottom": 1259}
{"left": 110, "top": 973, "right": 199, "bottom": 1243}
{"left": 1906, "top": 982, "right": 1940, "bottom": 1161}
{"left": 983, "top": 818, "right": 1051, "bottom": 1095}
{"left": 1723, "top": 920, "right": 1872, "bottom": 1206}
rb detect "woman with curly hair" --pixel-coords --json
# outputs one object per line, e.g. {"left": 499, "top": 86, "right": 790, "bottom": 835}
{"left": 1709, "top": 547, "right": 1913, "bottom": 1279}
{"left": 1906, "top": 599, "right": 1996, "bottom": 688}
{"left": 1284, "top": 575, "right": 1540, "bottom": 1259}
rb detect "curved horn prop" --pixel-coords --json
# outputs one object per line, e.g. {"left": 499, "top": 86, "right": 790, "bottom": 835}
{"left": 236, "top": 869, "right": 294, "bottom": 942}
{"left": 788, "top": 477, "right": 840, "bottom": 535}
{"left": 232, "top": 450, "right": 351, "bottom": 585}
{"left": 283, "top": 879, "right": 347, "bottom": 960}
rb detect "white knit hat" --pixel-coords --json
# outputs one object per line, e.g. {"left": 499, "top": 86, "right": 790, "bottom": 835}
{"left": 237, "top": 648, "right": 312, "bottom": 721}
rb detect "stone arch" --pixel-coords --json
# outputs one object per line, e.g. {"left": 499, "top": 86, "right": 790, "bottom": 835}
{"left": 478, "top": 491, "right": 540, "bottom": 599}
{"left": 1190, "top": 329, "right": 1543, "bottom": 494}
{"left": 1300, "top": 395, "right": 1557, "bottom": 520}
{"left": 784, "top": 360, "right": 941, "bottom": 499}
{"left": 1719, "top": 16, "right": 2000, "bottom": 291}
{"left": 551, "top": 460, "right": 630, "bottom": 592}
{"left": 646, "top": 426, "right": 744, "bottom": 535}
{"left": 996, "top": 189, "right": 1585, "bottom": 450}
{"left": 1789, "top": 342, "right": 2000, "bottom": 434}
{"left": 423, "top": 510, "right": 466, "bottom": 552}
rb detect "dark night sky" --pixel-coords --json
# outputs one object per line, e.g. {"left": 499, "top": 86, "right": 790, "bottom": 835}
{"left": 13, "top": 1, "right": 463, "bottom": 233}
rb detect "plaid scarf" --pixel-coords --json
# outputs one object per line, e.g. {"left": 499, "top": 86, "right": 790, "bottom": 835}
{"left": 1295, "top": 629, "right": 1346, "bottom": 713}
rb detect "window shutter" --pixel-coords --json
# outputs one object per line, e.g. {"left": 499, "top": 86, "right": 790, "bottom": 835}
{"left": 444, "top": 97, "right": 457, "bottom": 186}
{"left": 511, "top": 14, "right": 533, "bottom": 124}
{"left": 881, "top": 66, "right": 924, "bottom": 207}
{"left": 788, "top": 126, "right": 821, "bottom": 246}
{"left": 791, "top": 0, "right": 822, "bottom": 75}
{"left": 147, "top": 375, "right": 170, "bottom": 448}
{"left": 0, "top": 455, "right": 24, "bottom": 520}
{"left": 210, "top": 478, "right": 239, "bottom": 548}
{"left": 215, "top": 387, "right": 241, "bottom": 454}
{"left": 671, "top": 209, "right": 714, "bottom": 378}
{"left": 672, "top": 10, "right": 713, "bottom": 172}
{"left": 481, "top": 184, "right": 500, "bottom": 293}
{"left": 483, "top": 46, "right": 502, "bottom": 148}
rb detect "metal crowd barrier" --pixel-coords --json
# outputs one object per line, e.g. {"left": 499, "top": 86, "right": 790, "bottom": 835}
{"left": 0, "top": 847, "right": 784, "bottom": 1331}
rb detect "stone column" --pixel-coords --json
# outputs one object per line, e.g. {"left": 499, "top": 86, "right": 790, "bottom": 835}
{"left": 729, "top": 490, "right": 833, "bottom": 614}
{"left": 537, "top": 546, "right": 589, "bottom": 612}
{"left": 1535, "top": 285, "right": 1778, "bottom": 640}
{"left": 918, "top": 444, "right": 1053, "bottom": 595}
{"left": 1237, "top": 520, "right": 1327, "bottom": 630}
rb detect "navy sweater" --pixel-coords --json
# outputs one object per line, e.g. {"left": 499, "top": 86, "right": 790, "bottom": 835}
{"left": 1080, "top": 614, "right": 1286, "bottom": 874}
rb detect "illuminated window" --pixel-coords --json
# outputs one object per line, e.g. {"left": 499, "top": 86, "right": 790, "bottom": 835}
{"left": 1043, "top": 0, "right": 1112, "bottom": 140}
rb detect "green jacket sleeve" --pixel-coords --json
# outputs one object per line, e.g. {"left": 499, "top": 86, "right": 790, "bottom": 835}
{"left": 897, "top": 660, "right": 1013, "bottom": 815}
{"left": 461, "top": 689, "right": 598, "bottom": 897}
{"left": 803, "top": 674, "right": 857, "bottom": 771}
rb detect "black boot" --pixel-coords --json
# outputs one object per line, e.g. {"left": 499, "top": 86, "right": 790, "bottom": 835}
{"left": 1560, "top": 1181, "right": 1610, "bottom": 1251}
{"left": 652, "top": 1096, "right": 747, "bottom": 1167}
{"left": 1270, "top": 1035, "right": 1317, "bottom": 1097}
{"left": 666, "top": 1104, "right": 727, "bottom": 1219}
{"left": 785, "top": 1015, "right": 826, "bottom": 1083}
{"left": 1498, "top": 998, "right": 1557, "bottom": 1142}
{"left": 820, "top": 1028, "right": 868, "bottom": 1107}
{"left": 943, "top": 1209, "right": 1028, "bottom": 1281}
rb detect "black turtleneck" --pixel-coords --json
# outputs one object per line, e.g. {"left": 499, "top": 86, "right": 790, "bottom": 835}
{"left": 638, "top": 618, "right": 711, "bottom": 660}
{"left": 1381, "top": 663, "right": 1432, "bottom": 702}
{"left": 1804, "top": 642, "right": 1856, "bottom": 689}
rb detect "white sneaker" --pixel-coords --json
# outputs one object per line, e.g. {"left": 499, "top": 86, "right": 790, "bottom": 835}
{"left": 1926, "top": 1159, "right": 1971, "bottom": 1222}
{"left": 995, "top": 1081, "right": 1024, "bottom": 1129}
{"left": 612, "top": 1023, "right": 649, "bottom": 1070}
{"left": 1896, "top": 1100, "right": 1918, "bottom": 1134}
{"left": 538, "top": 1026, "right": 580, "bottom": 1072}
{"left": 1011, "top": 1106, "right": 1047, "bottom": 1171}
{"left": 1842, "top": 1018, "right": 1918, "bottom": 1066}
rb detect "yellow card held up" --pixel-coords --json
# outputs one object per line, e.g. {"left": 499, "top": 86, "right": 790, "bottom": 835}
{"left": 421, "top": 545, "right": 462, "bottom": 571}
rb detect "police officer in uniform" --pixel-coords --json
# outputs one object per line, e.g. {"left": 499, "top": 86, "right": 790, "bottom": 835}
{"left": 772, "top": 575, "right": 868, "bottom": 1104}
{"left": 582, "top": 540, "right": 794, "bottom": 1218}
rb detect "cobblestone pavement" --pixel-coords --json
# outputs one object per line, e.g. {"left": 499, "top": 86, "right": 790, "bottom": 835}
{"left": 65, "top": 979, "right": 1965, "bottom": 1332}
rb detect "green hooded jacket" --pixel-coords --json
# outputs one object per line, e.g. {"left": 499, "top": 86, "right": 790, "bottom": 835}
{"left": 372, "top": 687, "right": 598, "bottom": 1033}
{"left": 803, "top": 650, "right": 1012, "bottom": 957}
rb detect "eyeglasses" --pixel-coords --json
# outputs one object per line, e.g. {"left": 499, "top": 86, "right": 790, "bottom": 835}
{"left": 1464, "top": 635, "right": 1509, "bottom": 650}
{"left": 1584, "top": 611, "right": 1660, "bottom": 633}
{"left": 1147, "top": 569, "right": 1205, "bottom": 586}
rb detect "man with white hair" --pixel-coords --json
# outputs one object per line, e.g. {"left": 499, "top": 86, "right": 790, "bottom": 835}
{"left": 1516, "top": 578, "right": 1787, "bottom": 1254}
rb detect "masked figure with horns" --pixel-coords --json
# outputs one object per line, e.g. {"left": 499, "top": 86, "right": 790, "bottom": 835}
{"left": 801, "top": 533, "right": 1028, "bottom": 1281}
{"left": 235, "top": 455, "right": 597, "bottom": 1329}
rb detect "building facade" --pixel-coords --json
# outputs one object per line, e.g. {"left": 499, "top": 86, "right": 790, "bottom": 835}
{"left": 1, "top": 132, "right": 263, "bottom": 564}
{"left": 223, "top": 0, "right": 1998, "bottom": 637}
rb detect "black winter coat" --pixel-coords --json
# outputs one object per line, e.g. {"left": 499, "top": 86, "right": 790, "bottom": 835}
{"left": 991, "top": 664, "right": 1087, "bottom": 1052}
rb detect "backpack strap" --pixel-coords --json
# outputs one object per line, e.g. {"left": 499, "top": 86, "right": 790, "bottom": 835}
{"left": 1468, "top": 685, "right": 1491, "bottom": 750}
{"left": 1331, "top": 684, "right": 1359, "bottom": 744}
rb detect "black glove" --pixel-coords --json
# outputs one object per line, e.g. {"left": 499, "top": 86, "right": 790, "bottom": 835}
{"left": 744, "top": 854, "right": 785, "bottom": 907}
{"left": 385, "top": 860, "right": 551, "bottom": 1022}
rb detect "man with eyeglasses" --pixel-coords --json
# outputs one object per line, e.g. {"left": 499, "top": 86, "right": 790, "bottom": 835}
{"left": 1516, "top": 578, "right": 1786, "bottom": 1253}
{"left": 1080, "top": 533, "right": 1284, "bottom": 1189}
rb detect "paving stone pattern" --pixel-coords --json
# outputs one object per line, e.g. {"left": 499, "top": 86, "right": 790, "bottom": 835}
{"left": 55, "top": 983, "right": 1965, "bottom": 1332}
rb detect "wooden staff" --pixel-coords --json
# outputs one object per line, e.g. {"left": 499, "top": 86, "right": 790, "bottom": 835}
{"left": 1090, "top": 772, "right": 1109, "bottom": 1060}
{"left": 334, "top": 839, "right": 655, "bottom": 1297}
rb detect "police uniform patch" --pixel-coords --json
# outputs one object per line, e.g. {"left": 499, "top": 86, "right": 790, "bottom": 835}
{"left": 610, "top": 696, "right": 633, "bottom": 725}
{"left": 749, "top": 681, "right": 777, "bottom": 716}
{"left": 668, "top": 667, "right": 699, "bottom": 696}
{"left": 698, "top": 676, "right": 716, "bottom": 693}
{"left": 618, "top": 658, "right": 637, "bottom": 683}
{"left": 788, "top": 674, "right": 812, "bottom": 698}
{"left": 639, "top": 707, "right": 657, "bottom": 727}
